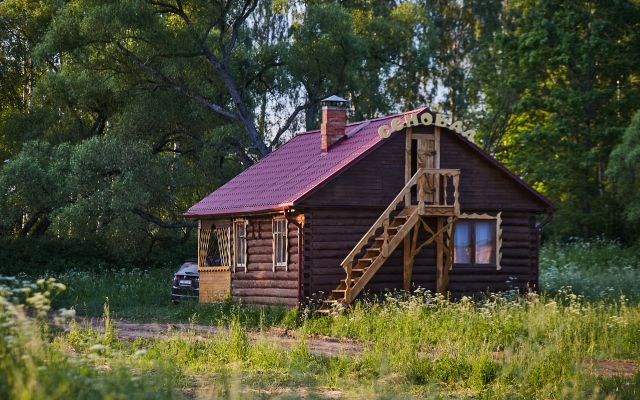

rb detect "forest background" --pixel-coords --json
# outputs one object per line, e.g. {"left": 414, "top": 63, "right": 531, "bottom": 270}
{"left": 1, "top": 0, "right": 640, "bottom": 272}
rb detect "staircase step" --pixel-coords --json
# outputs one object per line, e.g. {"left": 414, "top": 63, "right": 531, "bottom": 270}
{"left": 323, "top": 204, "right": 418, "bottom": 312}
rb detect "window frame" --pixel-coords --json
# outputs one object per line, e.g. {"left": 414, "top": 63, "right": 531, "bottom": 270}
{"left": 234, "top": 219, "right": 248, "bottom": 272}
{"left": 272, "top": 217, "right": 288, "bottom": 271}
{"left": 453, "top": 213, "right": 502, "bottom": 269}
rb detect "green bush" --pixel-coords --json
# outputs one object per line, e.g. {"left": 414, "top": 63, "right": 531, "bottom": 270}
{"left": 0, "top": 237, "right": 195, "bottom": 276}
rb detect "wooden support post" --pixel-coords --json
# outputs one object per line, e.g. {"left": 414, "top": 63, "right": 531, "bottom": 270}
{"left": 403, "top": 235, "right": 413, "bottom": 292}
{"left": 405, "top": 128, "right": 412, "bottom": 207}
{"left": 436, "top": 217, "right": 445, "bottom": 295}
{"left": 417, "top": 139, "right": 434, "bottom": 205}
{"left": 403, "top": 224, "right": 419, "bottom": 292}
{"left": 434, "top": 126, "right": 440, "bottom": 169}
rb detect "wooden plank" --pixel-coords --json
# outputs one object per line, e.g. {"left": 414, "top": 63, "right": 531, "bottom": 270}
{"left": 231, "top": 271, "right": 297, "bottom": 280}
{"left": 405, "top": 127, "right": 412, "bottom": 207}
{"left": 416, "top": 139, "right": 434, "bottom": 205}
{"left": 309, "top": 209, "right": 385, "bottom": 218}
{"left": 496, "top": 258, "right": 531, "bottom": 267}
{"left": 349, "top": 209, "right": 420, "bottom": 297}
{"left": 412, "top": 133, "right": 435, "bottom": 140}
{"left": 436, "top": 217, "right": 445, "bottom": 294}
{"left": 309, "top": 234, "right": 372, "bottom": 243}
{"left": 201, "top": 219, "right": 216, "bottom": 229}
{"left": 306, "top": 218, "right": 378, "bottom": 227}
{"left": 403, "top": 235, "right": 412, "bottom": 291}
{"left": 309, "top": 226, "right": 372, "bottom": 235}
{"left": 500, "top": 248, "right": 534, "bottom": 258}
{"left": 500, "top": 241, "right": 532, "bottom": 249}
{"left": 248, "top": 246, "right": 276, "bottom": 255}
{"left": 233, "top": 288, "right": 298, "bottom": 297}
{"left": 434, "top": 126, "right": 440, "bottom": 169}
{"left": 232, "top": 280, "right": 298, "bottom": 289}
{"left": 311, "top": 241, "right": 362, "bottom": 251}
{"left": 447, "top": 274, "right": 531, "bottom": 283}
{"left": 237, "top": 296, "right": 298, "bottom": 306}
{"left": 199, "top": 270, "right": 231, "bottom": 303}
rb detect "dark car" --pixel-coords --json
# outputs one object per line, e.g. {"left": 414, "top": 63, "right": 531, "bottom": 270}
{"left": 171, "top": 259, "right": 199, "bottom": 304}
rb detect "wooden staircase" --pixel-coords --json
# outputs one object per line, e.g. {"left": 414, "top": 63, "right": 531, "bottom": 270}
{"left": 318, "top": 168, "right": 460, "bottom": 314}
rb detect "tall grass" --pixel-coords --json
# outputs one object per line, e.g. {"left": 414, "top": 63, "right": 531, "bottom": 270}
{"left": 0, "top": 276, "right": 180, "bottom": 399}
{"left": 2, "top": 241, "right": 638, "bottom": 399}
{"left": 540, "top": 238, "right": 640, "bottom": 299}
{"left": 47, "top": 268, "right": 295, "bottom": 325}
{"left": 301, "top": 289, "right": 640, "bottom": 398}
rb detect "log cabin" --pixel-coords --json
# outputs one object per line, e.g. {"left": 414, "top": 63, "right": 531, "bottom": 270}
{"left": 181, "top": 98, "right": 557, "bottom": 312}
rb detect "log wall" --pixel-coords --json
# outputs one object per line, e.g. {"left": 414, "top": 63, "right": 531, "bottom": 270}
{"left": 303, "top": 208, "right": 540, "bottom": 300}
{"left": 299, "top": 125, "right": 550, "bottom": 212}
{"left": 301, "top": 125, "right": 548, "bottom": 301}
{"left": 230, "top": 214, "right": 302, "bottom": 307}
{"left": 438, "top": 126, "right": 550, "bottom": 211}
{"left": 299, "top": 133, "right": 406, "bottom": 207}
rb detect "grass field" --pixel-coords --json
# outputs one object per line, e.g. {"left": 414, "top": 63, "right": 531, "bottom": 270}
{"left": 1, "top": 240, "right": 639, "bottom": 399}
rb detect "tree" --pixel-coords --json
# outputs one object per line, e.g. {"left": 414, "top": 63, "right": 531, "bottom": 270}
{"left": 501, "top": 0, "right": 640, "bottom": 241}
{"left": 0, "top": 0, "right": 57, "bottom": 161}
{"left": 34, "top": 0, "right": 330, "bottom": 157}
{"left": 607, "top": 111, "right": 640, "bottom": 230}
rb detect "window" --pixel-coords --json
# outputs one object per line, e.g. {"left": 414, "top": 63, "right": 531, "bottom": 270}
{"left": 454, "top": 219, "right": 497, "bottom": 266}
{"left": 234, "top": 220, "right": 247, "bottom": 271}
{"left": 272, "top": 218, "right": 288, "bottom": 270}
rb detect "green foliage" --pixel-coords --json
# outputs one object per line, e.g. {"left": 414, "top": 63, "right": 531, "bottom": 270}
{"left": 2, "top": 0, "right": 640, "bottom": 249}
{"left": 0, "top": 236, "right": 195, "bottom": 277}
{"left": 607, "top": 110, "right": 640, "bottom": 225}
{"left": 500, "top": 0, "right": 640, "bottom": 241}
{"left": 540, "top": 238, "right": 640, "bottom": 299}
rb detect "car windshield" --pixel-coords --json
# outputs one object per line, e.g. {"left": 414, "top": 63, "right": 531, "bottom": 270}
{"left": 177, "top": 262, "right": 198, "bottom": 274}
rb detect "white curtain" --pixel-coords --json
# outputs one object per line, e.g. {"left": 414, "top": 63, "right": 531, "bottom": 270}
{"left": 454, "top": 221, "right": 470, "bottom": 263}
{"left": 475, "top": 221, "right": 493, "bottom": 264}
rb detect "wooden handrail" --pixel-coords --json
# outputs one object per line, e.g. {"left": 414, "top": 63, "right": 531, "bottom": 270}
{"left": 340, "top": 168, "right": 460, "bottom": 273}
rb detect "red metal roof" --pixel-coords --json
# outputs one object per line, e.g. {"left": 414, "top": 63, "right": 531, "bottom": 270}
{"left": 182, "top": 108, "right": 556, "bottom": 217}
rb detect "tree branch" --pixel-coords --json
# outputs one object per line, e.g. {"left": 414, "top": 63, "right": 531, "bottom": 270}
{"left": 115, "top": 42, "right": 241, "bottom": 122}
{"left": 133, "top": 208, "right": 197, "bottom": 228}
{"left": 270, "top": 102, "right": 314, "bottom": 149}
{"left": 19, "top": 211, "right": 44, "bottom": 237}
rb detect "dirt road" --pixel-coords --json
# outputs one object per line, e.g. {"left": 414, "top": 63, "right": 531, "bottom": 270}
{"left": 68, "top": 316, "right": 365, "bottom": 357}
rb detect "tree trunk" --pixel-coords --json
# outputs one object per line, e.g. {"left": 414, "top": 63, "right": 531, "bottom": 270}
{"left": 19, "top": 211, "right": 44, "bottom": 237}
{"left": 33, "top": 216, "right": 51, "bottom": 237}
{"left": 306, "top": 102, "right": 319, "bottom": 131}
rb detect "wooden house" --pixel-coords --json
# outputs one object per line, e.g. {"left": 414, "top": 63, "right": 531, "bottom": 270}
{"left": 181, "top": 100, "right": 557, "bottom": 311}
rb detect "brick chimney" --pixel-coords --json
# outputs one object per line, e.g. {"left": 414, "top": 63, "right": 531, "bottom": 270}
{"left": 320, "top": 96, "right": 348, "bottom": 152}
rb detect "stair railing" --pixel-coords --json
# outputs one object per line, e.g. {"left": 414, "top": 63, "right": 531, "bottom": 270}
{"left": 340, "top": 168, "right": 460, "bottom": 303}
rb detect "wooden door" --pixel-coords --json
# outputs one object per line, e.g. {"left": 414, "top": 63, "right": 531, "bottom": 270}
{"left": 404, "top": 126, "right": 440, "bottom": 207}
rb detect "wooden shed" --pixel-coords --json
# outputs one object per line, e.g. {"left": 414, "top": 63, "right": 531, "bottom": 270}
{"left": 181, "top": 102, "right": 557, "bottom": 311}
